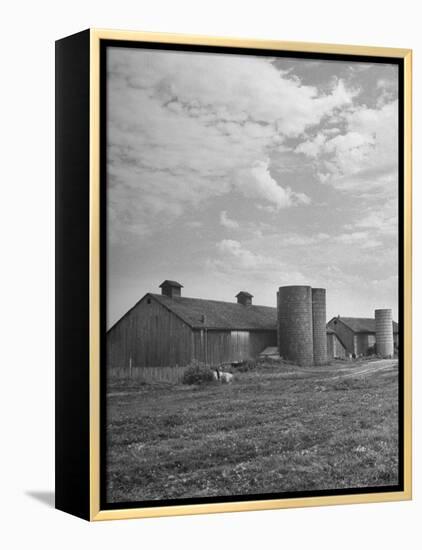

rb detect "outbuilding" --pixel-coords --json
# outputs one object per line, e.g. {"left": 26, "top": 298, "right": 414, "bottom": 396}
{"left": 326, "top": 316, "right": 399, "bottom": 357}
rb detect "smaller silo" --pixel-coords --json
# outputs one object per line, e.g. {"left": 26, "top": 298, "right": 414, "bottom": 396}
{"left": 375, "top": 309, "right": 394, "bottom": 358}
{"left": 312, "top": 288, "right": 327, "bottom": 365}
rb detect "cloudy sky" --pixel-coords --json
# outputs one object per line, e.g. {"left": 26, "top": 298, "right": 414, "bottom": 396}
{"left": 106, "top": 46, "right": 399, "bottom": 328}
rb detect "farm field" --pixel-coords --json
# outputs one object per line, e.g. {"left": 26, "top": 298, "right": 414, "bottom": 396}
{"left": 105, "top": 358, "right": 399, "bottom": 503}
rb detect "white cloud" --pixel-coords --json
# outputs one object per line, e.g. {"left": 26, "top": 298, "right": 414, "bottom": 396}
{"left": 234, "top": 159, "right": 310, "bottom": 210}
{"left": 211, "top": 239, "right": 308, "bottom": 299}
{"left": 295, "top": 132, "right": 327, "bottom": 158}
{"left": 335, "top": 231, "right": 368, "bottom": 243}
{"left": 295, "top": 99, "right": 398, "bottom": 198}
{"left": 107, "top": 48, "right": 355, "bottom": 239}
{"left": 334, "top": 231, "right": 381, "bottom": 249}
{"left": 217, "top": 239, "right": 267, "bottom": 269}
{"left": 220, "top": 211, "right": 239, "bottom": 229}
{"left": 280, "top": 232, "right": 330, "bottom": 246}
{"left": 344, "top": 197, "right": 398, "bottom": 245}
{"left": 354, "top": 210, "right": 397, "bottom": 237}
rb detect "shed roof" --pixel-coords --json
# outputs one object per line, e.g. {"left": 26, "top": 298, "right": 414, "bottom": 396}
{"left": 150, "top": 293, "right": 277, "bottom": 330}
{"left": 332, "top": 317, "right": 399, "bottom": 333}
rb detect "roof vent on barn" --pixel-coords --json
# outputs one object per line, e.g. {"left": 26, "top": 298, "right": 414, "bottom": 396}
{"left": 159, "top": 280, "right": 183, "bottom": 298}
{"left": 236, "top": 291, "right": 253, "bottom": 306}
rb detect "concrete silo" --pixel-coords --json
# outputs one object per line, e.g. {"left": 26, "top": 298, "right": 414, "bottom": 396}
{"left": 278, "top": 285, "right": 314, "bottom": 366}
{"left": 312, "top": 288, "right": 327, "bottom": 365}
{"left": 375, "top": 309, "right": 394, "bottom": 358}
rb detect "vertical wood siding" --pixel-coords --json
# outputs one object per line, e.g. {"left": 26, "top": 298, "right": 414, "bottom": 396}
{"left": 108, "top": 365, "right": 187, "bottom": 384}
{"left": 193, "top": 329, "right": 277, "bottom": 366}
{"left": 193, "top": 330, "right": 231, "bottom": 365}
{"left": 107, "top": 296, "right": 278, "bottom": 369}
{"left": 107, "top": 296, "right": 193, "bottom": 368}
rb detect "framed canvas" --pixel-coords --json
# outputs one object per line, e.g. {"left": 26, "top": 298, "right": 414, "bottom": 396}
{"left": 55, "top": 29, "right": 412, "bottom": 521}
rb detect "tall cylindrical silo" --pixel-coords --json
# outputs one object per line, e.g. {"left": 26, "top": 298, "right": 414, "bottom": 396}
{"left": 375, "top": 309, "right": 394, "bottom": 358}
{"left": 312, "top": 288, "right": 327, "bottom": 365}
{"left": 278, "top": 285, "right": 314, "bottom": 366}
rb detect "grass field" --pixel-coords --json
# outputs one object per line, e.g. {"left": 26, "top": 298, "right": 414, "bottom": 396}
{"left": 106, "top": 358, "right": 399, "bottom": 503}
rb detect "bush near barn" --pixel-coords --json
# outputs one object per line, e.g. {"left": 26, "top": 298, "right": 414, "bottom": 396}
{"left": 182, "top": 361, "right": 215, "bottom": 385}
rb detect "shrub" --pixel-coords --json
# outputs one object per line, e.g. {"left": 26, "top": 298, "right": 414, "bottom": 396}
{"left": 182, "top": 361, "right": 215, "bottom": 385}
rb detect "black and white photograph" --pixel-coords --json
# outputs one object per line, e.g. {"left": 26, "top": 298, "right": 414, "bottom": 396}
{"left": 3, "top": 0, "right": 421, "bottom": 542}
{"left": 104, "top": 43, "right": 402, "bottom": 506}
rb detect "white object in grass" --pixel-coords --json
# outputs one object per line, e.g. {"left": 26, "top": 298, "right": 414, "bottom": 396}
{"left": 213, "top": 368, "right": 234, "bottom": 383}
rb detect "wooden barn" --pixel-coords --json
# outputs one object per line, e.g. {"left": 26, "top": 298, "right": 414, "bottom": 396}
{"left": 326, "top": 316, "right": 399, "bottom": 357}
{"left": 107, "top": 281, "right": 278, "bottom": 369}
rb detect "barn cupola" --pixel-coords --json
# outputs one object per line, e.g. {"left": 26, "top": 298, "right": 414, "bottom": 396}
{"left": 159, "top": 280, "right": 183, "bottom": 298}
{"left": 236, "top": 291, "right": 253, "bottom": 306}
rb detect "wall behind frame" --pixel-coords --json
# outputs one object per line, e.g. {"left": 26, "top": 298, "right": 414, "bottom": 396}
{"left": 1, "top": 1, "right": 419, "bottom": 549}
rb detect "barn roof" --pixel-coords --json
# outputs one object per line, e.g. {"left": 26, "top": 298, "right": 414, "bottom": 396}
{"left": 150, "top": 293, "right": 277, "bottom": 330}
{"left": 333, "top": 317, "right": 399, "bottom": 333}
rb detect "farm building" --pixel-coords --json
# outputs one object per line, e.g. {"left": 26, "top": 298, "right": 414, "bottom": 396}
{"left": 327, "top": 315, "right": 399, "bottom": 357}
{"left": 107, "top": 281, "right": 371, "bottom": 369}
{"left": 107, "top": 281, "right": 278, "bottom": 369}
